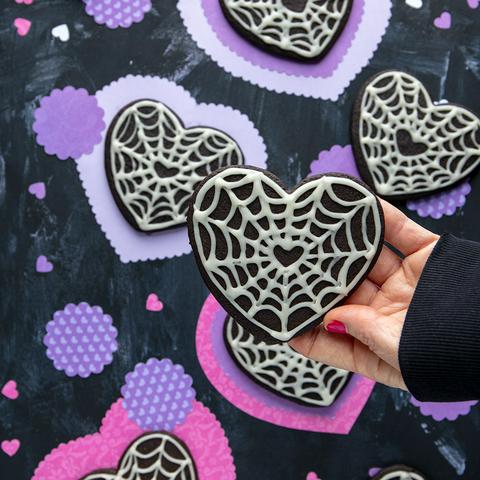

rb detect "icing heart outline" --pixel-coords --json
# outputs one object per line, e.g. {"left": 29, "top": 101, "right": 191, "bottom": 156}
{"left": 189, "top": 166, "right": 384, "bottom": 343}
{"left": 352, "top": 70, "right": 480, "bottom": 200}
{"left": 220, "top": 0, "right": 353, "bottom": 61}
{"left": 105, "top": 99, "right": 244, "bottom": 233}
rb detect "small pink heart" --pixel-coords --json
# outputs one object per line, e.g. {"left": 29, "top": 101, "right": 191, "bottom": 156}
{"left": 13, "top": 18, "right": 31, "bottom": 36}
{"left": 434, "top": 11, "right": 451, "bottom": 29}
{"left": 1, "top": 380, "right": 19, "bottom": 400}
{"left": 306, "top": 473, "right": 320, "bottom": 480}
{"left": 467, "top": 0, "right": 479, "bottom": 8}
{"left": 28, "top": 182, "right": 46, "bottom": 200}
{"left": 146, "top": 293, "right": 163, "bottom": 312}
{"left": 15, "top": 0, "right": 34, "bottom": 3}
{"left": 36, "top": 255, "right": 53, "bottom": 273}
{"left": 1, "top": 439, "right": 20, "bottom": 457}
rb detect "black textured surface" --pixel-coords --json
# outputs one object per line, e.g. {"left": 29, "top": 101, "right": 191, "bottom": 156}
{"left": 1, "top": 0, "right": 480, "bottom": 479}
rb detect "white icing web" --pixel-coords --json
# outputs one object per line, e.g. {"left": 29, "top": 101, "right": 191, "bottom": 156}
{"left": 356, "top": 71, "right": 480, "bottom": 197}
{"left": 224, "top": 315, "right": 350, "bottom": 406}
{"left": 191, "top": 168, "right": 383, "bottom": 342}
{"left": 82, "top": 432, "right": 197, "bottom": 480}
{"left": 221, "top": 0, "right": 352, "bottom": 60}
{"left": 375, "top": 468, "right": 425, "bottom": 480}
{"left": 106, "top": 100, "right": 243, "bottom": 232}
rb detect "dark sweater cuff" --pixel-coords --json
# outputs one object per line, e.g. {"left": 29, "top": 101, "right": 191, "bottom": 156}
{"left": 399, "top": 234, "right": 480, "bottom": 402}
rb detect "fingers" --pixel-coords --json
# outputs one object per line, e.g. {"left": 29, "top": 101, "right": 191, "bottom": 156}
{"left": 345, "top": 277, "right": 378, "bottom": 305}
{"left": 367, "top": 244, "right": 402, "bottom": 286}
{"left": 380, "top": 199, "right": 438, "bottom": 256}
{"left": 323, "top": 304, "right": 401, "bottom": 369}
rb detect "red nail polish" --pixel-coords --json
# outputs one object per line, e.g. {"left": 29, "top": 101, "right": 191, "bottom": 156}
{"left": 326, "top": 320, "right": 347, "bottom": 334}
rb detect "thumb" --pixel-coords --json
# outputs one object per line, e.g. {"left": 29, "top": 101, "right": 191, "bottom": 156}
{"left": 324, "top": 305, "right": 398, "bottom": 365}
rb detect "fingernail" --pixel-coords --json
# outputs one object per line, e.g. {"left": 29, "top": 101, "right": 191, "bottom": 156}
{"left": 326, "top": 320, "right": 347, "bottom": 334}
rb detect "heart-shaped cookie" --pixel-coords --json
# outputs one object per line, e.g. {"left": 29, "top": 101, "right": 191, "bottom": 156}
{"left": 372, "top": 465, "right": 427, "bottom": 480}
{"left": 220, "top": 0, "right": 352, "bottom": 61}
{"left": 224, "top": 315, "right": 350, "bottom": 406}
{"left": 352, "top": 70, "right": 480, "bottom": 199}
{"left": 188, "top": 166, "right": 384, "bottom": 342}
{"left": 82, "top": 432, "right": 197, "bottom": 480}
{"left": 105, "top": 100, "right": 243, "bottom": 232}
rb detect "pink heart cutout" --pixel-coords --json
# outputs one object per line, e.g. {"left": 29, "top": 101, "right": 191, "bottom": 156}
{"left": 15, "top": 0, "right": 34, "bottom": 3}
{"left": 1, "top": 380, "right": 19, "bottom": 400}
{"left": 146, "top": 293, "right": 163, "bottom": 312}
{"left": 467, "top": 0, "right": 479, "bottom": 8}
{"left": 1, "top": 439, "right": 20, "bottom": 457}
{"left": 36, "top": 255, "right": 53, "bottom": 273}
{"left": 434, "top": 11, "right": 451, "bottom": 29}
{"left": 28, "top": 182, "right": 46, "bottom": 200}
{"left": 13, "top": 18, "right": 31, "bottom": 36}
{"left": 306, "top": 473, "right": 321, "bottom": 480}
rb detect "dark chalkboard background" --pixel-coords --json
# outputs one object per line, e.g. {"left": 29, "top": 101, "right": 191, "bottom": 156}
{"left": 1, "top": 0, "right": 480, "bottom": 478}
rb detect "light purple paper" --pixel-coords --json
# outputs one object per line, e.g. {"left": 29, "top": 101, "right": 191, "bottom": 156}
{"left": 410, "top": 396, "right": 478, "bottom": 421}
{"left": 178, "top": 0, "right": 392, "bottom": 99}
{"left": 309, "top": 144, "right": 361, "bottom": 178}
{"left": 201, "top": 0, "right": 364, "bottom": 78}
{"left": 75, "top": 75, "right": 267, "bottom": 263}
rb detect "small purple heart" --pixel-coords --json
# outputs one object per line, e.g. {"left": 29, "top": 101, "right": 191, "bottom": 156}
{"left": 467, "top": 0, "right": 479, "bottom": 8}
{"left": 36, "top": 255, "right": 54, "bottom": 273}
{"left": 28, "top": 182, "right": 46, "bottom": 200}
{"left": 368, "top": 468, "right": 381, "bottom": 477}
{"left": 434, "top": 11, "right": 451, "bottom": 29}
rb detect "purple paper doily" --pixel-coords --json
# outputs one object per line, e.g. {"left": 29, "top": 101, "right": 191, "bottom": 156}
{"left": 33, "top": 87, "right": 105, "bottom": 160}
{"left": 83, "top": 0, "right": 152, "bottom": 29}
{"left": 309, "top": 145, "right": 361, "bottom": 179}
{"left": 178, "top": 0, "right": 392, "bottom": 99}
{"left": 75, "top": 75, "right": 267, "bottom": 263}
{"left": 121, "top": 358, "right": 196, "bottom": 431}
{"left": 407, "top": 181, "right": 472, "bottom": 219}
{"left": 410, "top": 396, "right": 478, "bottom": 421}
{"left": 44, "top": 303, "right": 118, "bottom": 378}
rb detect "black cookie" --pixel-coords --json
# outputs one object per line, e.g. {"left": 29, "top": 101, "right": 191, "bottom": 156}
{"left": 372, "top": 465, "right": 427, "bottom": 480}
{"left": 352, "top": 70, "right": 480, "bottom": 200}
{"left": 105, "top": 99, "right": 243, "bottom": 233}
{"left": 82, "top": 432, "right": 198, "bottom": 480}
{"left": 188, "top": 166, "right": 384, "bottom": 343}
{"left": 220, "top": 0, "right": 352, "bottom": 62}
{"left": 224, "top": 315, "right": 351, "bottom": 406}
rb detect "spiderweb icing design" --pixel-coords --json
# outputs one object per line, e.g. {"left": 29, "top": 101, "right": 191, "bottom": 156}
{"left": 373, "top": 466, "right": 426, "bottom": 480}
{"left": 354, "top": 71, "right": 480, "bottom": 198}
{"left": 82, "top": 432, "right": 197, "bottom": 480}
{"left": 220, "top": 0, "right": 352, "bottom": 60}
{"left": 224, "top": 316, "right": 350, "bottom": 406}
{"left": 190, "top": 167, "right": 383, "bottom": 342}
{"left": 106, "top": 100, "right": 243, "bottom": 232}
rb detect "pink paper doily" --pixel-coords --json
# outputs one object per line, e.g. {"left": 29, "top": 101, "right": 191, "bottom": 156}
{"left": 75, "top": 75, "right": 267, "bottom": 263}
{"left": 33, "top": 399, "right": 236, "bottom": 479}
{"left": 196, "top": 294, "right": 375, "bottom": 433}
{"left": 178, "top": 0, "right": 392, "bottom": 99}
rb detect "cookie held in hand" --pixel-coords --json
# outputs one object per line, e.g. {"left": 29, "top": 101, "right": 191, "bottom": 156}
{"left": 82, "top": 432, "right": 197, "bottom": 480}
{"left": 372, "top": 465, "right": 427, "bottom": 480}
{"left": 352, "top": 70, "right": 480, "bottom": 200}
{"left": 188, "top": 166, "right": 384, "bottom": 343}
{"left": 106, "top": 100, "right": 243, "bottom": 233}
{"left": 220, "top": 0, "right": 352, "bottom": 61}
{"left": 224, "top": 315, "right": 351, "bottom": 406}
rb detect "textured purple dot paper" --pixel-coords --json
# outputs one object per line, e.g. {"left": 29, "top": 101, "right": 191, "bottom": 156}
{"left": 83, "top": 0, "right": 152, "bottom": 29}
{"left": 410, "top": 396, "right": 478, "bottom": 421}
{"left": 74, "top": 75, "right": 267, "bottom": 263}
{"left": 121, "top": 358, "right": 196, "bottom": 431}
{"left": 178, "top": 0, "right": 392, "bottom": 99}
{"left": 44, "top": 303, "right": 118, "bottom": 378}
{"left": 33, "top": 87, "right": 105, "bottom": 160}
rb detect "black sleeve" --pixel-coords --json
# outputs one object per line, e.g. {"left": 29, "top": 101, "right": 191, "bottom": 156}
{"left": 399, "top": 234, "right": 480, "bottom": 402}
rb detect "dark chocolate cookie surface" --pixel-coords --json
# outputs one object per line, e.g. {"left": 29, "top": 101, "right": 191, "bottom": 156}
{"left": 224, "top": 315, "right": 351, "bottom": 406}
{"left": 188, "top": 166, "right": 384, "bottom": 343}
{"left": 372, "top": 465, "right": 427, "bottom": 480}
{"left": 220, "top": 0, "right": 352, "bottom": 61}
{"left": 105, "top": 100, "right": 243, "bottom": 233}
{"left": 352, "top": 70, "right": 480, "bottom": 200}
{"left": 82, "top": 431, "right": 198, "bottom": 480}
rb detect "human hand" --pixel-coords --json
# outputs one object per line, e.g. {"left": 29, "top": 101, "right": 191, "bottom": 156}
{"left": 289, "top": 200, "right": 439, "bottom": 390}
